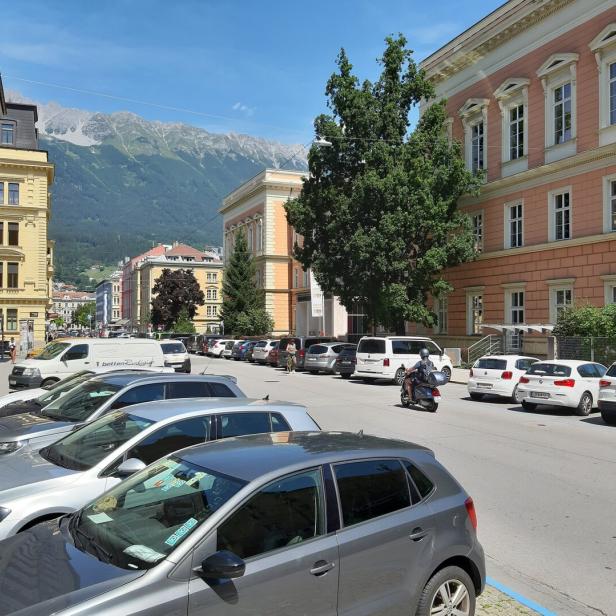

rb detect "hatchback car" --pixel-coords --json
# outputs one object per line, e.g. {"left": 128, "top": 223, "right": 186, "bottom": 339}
{"left": 0, "top": 432, "right": 485, "bottom": 616}
{"left": 305, "top": 342, "right": 357, "bottom": 374}
{"left": 252, "top": 339, "right": 277, "bottom": 364}
{"left": 267, "top": 340, "right": 280, "bottom": 366}
{"left": 208, "top": 339, "right": 232, "bottom": 357}
{"left": 335, "top": 346, "right": 357, "bottom": 378}
{"left": 0, "top": 399, "right": 318, "bottom": 541}
{"left": 222, "top": 340, "right": 237, "bottom": 359}
{"left": 278, "top": 336, "right": 334, "bottom": 370}
{"left": 597, "top": 362, "right": 616, "bottom": 425}
{"left": 468, "top": 355, "right": 539, "bottom": 403}
{"left": 160, "top": 340, "right": 191, "bottom": 373}
{"left": 0, "top": 372, "right": 245, "bottom": 456}
{"left": 517, "top": 360, "right": 607, "bottom": 415}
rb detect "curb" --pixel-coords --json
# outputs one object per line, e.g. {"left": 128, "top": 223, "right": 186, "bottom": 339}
{"left": 486, "top": 577, "right": 557, "bottom": 616}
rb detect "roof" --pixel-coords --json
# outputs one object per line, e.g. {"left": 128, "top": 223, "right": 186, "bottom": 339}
{"left": 165, "top": 243, "right": 208, "bottom": 259}
{"left": 178, "top": 431, "right": 431, "bottom": 482}
{"left": 52, "top": 291, "right": 95, "bottom": 301}
{"left": 531, "top": 360, "right": 603, "bottom": 366}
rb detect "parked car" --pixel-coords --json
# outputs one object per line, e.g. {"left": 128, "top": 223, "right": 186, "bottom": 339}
{"left": 242, "top": 340, "right": 259, "bottom": 362}
{"left": 208, "top": 339, "right": 232, "bottom": 357}
{"left": 252, "top": 339, "right": 277, "bottom": 364}
{"left": 160, "top": 340, "right": 191, "bottom": 373}
{"left": 267, "top": 340, "right": 280, "bottom": 366}
{"left": 0, "top": 372, "right": 245, "bottom": 457}
{"left": 186, "top": 335, "right": 202, "bottom": 354}
{"left": 201, "top": 335, "right": 222, "bottom": 355}
{"left": 222, "top": 340, "right": 237, "bottom": 359}
{"left": 278, "top": 336, "right": 334, "bottom": 370}
{"left": 9, "top": 338, "right": 166, "bottom": 390}
{"left": 0, "top": 399, "right": 319, "bottom": 543}
{"left": 0, "top": 431, "right": 485, "bottom": 616}
{"left": 231, "top": 340, "right": 250, "bottom": 361}
{"left": 596, "top": 362, "right": 616, "bottom": 425}
{"left": 305, "top": 342, "right": 357, "bottom": 374}
{"left": 468, "top": 355, "right": 539, "bottom": 403}
{"left": 517, "top": 360, "right": 607, "bottom": 415}
{"left": 335, "top": 346, "right": 357, "bottom": 379}
{"left": 356, "top": 336, "right": 453, "bottom": 385}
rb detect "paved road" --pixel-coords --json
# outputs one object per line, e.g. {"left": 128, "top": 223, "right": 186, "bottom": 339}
{"left": 195, "top": 355, "right": 615, "bottom": 616}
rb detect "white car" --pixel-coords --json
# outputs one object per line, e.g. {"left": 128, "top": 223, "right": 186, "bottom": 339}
{"left": 222, "top": 340, "right": 239, "bottom": 360}
{"left": 252, "top": 339, "right": 277, "bottom": 364}
{"left": 468, "top": 355, "right": 539, "bottom": 403}
{"left": 0, "top": 398, "right": 320, "bottom": 540}
{"left": 355, "top": 336, "right": 453, "bottom": 385}
{"left": 208, "top": 339, "right": 233, "bottom": 357}
{"left": 160, "top": 340, "right": 191, "bottom": 373}
{"left": 597, "top": 363, "right": 616, "bottom": 425}
{"left": 517, "top": 360, "right": 607, "bottom": 415}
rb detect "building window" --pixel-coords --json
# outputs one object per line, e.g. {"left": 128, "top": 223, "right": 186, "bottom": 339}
{"left": 467, "top": 293, "right": 483, "bottom": 335}
{"left": 471, "top": 212, "right": 483, "bottom": 251}
{"left": 611, "top": 62, "right": 616, "bottom": 126}
{"left": 471, "top": 121, "right": 485, "bottom": 172}
{"left": 434, "top": 296, "right": 448, "bottom": 334}
{"left": 509, "top": 105, "right": 524, "bottom": 160}
{"left": 459, "top": 98, "right": 489, "bottom": 173}
{"left": 0, "top": 222, "right": 3, "bottom": 245}
{"left": 550, "top": 190, "right": 571, "bottom": 241}
{"left": 6, "top": 309, "right": 17, "bottom": 331}
{"left": 0, "top": 183, "right": 3, "bottom": 204}
{"left": 553, "top": 83, "right": 572, "bottom": 145}
{"left": 302, "top": 270, "right": 309, "bottom": 287}
{"left": 552, "top": 287, "right": 573, "bottom": 322}
{"left": 590, "top": 24, "right": 616, "bottom": 145}
{"left": 293, "top": 268, "right": 299, "bottom": 289}
{"left": 7, "top": 263, "right": 18, "bottom": 288}
{"left": 506, "top": 202, "right": 523, "bottom": 248}
{"left": 8, "top": 223, "right": 18, "bottom": 247}
{"left": 0, "top": 263, "right": 3, "bottom": 287}
{"left": 510, "top": 290, "right": 524, "bottom": 324}
{"left": 8, "top": 183, "right": 19, "bottom": 205}
{"left": 207, "top": 305, "right": 218, "bottom": 317}
{"left": 256, "top": 218, "right": 263, "bottom": 252}
{"left": 1, "top": 123, "right": 14, "bottom": 145}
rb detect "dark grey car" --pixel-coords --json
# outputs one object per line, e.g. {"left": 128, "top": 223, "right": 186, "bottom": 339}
{"left": 277, "top": 336, "right": 334, "bottom": 370}
{"left": 0, "top": 432, "right": 485, "bottom": 615}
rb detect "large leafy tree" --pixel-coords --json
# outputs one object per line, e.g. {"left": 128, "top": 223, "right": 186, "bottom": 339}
{"left": 285, "top": 36, "right": 481, "bottom": 333}
{"left": 221, "top": 231, "right": 272, "bottom": 335}
{"left": 150, "top": 268, "right": 205, "bottom": 331}
{"left": 73, "top": 302, "right": 95, "bottom": 327}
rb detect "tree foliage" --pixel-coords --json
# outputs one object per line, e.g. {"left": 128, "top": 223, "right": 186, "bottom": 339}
{"left": 150, "top": 269, "right": 205, "bottom": 331}
{"left": 285, "top": 36, "right": 482, "bottom": 332}
{"left": 553, "top": 304, "right": 616, "bottom": 338}
{"left": 220, "top": 231, "right": 269, "bottom": 335}
{"left": 173, "top": 307, "right": 197, "bottom": 334}
{"left": 74, "top": 302, "right": 95, "bottom": 327}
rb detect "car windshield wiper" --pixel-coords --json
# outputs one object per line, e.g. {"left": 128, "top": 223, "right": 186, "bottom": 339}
{"left": 70, "top": 512, "right": 114, "bottom": 564}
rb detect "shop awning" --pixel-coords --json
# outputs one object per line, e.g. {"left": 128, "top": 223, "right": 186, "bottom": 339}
{"left": 480, "top": 324, "right": 554, "bottom": 334}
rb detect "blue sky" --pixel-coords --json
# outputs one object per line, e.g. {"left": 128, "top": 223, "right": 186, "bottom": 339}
{"left": 0, "top": 0, "right": 503, "bottom": 144}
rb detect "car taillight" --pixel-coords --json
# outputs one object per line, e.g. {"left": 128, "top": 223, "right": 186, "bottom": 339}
{"left": 432, "top": 388, "right": 441, "bottom": 397}
{"left": 465, "top": 497, "right": 478, "bottom": 531}
{"left": 600, "top": 379, "right": 611, "bottom": 388}
{"left": 519, "top": 376, "right": 530, "bottom": 384}
{"left": 352, "top": 358, "right": 357, "bottom": 364}
{"left": 469, "top": 368, "right": 474, "bottom": 377}
{"left": 299, "top": 349, "right": 305, "bottom": 358}
{"left": 501, "top": 371, "right": 513, "bottom": 380}
{"left": 554, "top": 378, "right": 575, "bottom": 387}
{"left": 383, "top": 358, "right": 390, "bottom": 367}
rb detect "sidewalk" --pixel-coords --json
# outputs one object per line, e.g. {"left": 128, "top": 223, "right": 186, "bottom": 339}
{"left": 450, "top": 366, "right": 470, "bottom": 385}
{"left": 478, "top": 586, "right": 540, "bottom": 615}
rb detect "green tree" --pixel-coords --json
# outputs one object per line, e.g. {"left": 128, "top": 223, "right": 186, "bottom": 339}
{"left": 150, "top": 268, "right": 205, "bottom": 331}
{"left": 220, "top": 231, "right": 267, "bottom": 335}
{"left": 73, "top": 302, "right": 95, "bottom": 327}
{"left": 173, "top": 307, "right": 196, "bottom": 334}
{"left": 285, "top": 36, "right": 481, "bottom": 333}
{"left": 234, "top": 307, "right": 275, "bottom": 336}
{"left": 553, "top": 304, "right": 616, "bottom": 338}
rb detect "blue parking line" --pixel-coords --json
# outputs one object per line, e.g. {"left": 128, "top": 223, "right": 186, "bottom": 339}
{"left": 486, "top": 577, "right": 557, "bottom": 616}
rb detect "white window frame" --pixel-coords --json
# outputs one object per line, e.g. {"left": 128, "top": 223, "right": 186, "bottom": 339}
{"left": 256, "top": 217, "right": 263, "bottom": 252}
{"left": 547, "top": 279, "right": 574, "bottom": 324}
{"left": 537, "top": 53, "right": 578, "bottom": 163}
{"left": 459, "top": 99, "right": 489, "bottom": 174}
{"left": 548, "top": 187, "right": 572, "bottom": 242}
{"left": 433, "top": 296, "right": 448, "bottom": 335}
{"left": 602, "top": 173, "right": 616, "bottom": 233}
{"left": 590, "top": 23, "right": 616, "bottom": 146}
{"left": 494, "top": 78, "right": 529, "bottom": 176}
{"left": 465, "top": 287, "right": 484, "bottom": 336}
{"left": 601, "top": 275, "right": 616, "bottom": 305}
{"left": 503, "top": 284, "right": 526, "bottom": 352}
{"left": 504, "top": 200, "right": 524, "bottom": 249}
{"left": 470, "top": 210, "right": 484, "bottom": 252}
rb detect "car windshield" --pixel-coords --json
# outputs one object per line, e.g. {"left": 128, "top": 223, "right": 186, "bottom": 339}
{"left": 40, "top": 411, "right": 154, "bottom": 471}
{"left": 72, "top": 456, "right": 247, "bottom": 569}
{"left": 161, "top": 343, "right": 185, "bottom": 354}
{"left": 35, "top": 371, "right": 95, "bottom": 407}
{"left": 41, "top": 380, "right": 122, "bottom": 422}
{"left": 34, "top": 342, "right": 71, "bottom": 361}
{"left": 527, "top": 363, "right": 572, "bottom": 377}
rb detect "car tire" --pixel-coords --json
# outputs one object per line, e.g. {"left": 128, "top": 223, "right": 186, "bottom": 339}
{"left": 415, "top": 565, "right": 476, "bottom": 616}
{"left": 441, "top": 366, "right": 451, "bottom": 381}
{"left": 469, "top": 393, "right": 484, "bottom": 401}
{"left": 362, "top": 378, "right": 373, "bottom": 383}
{"left": 309, "top": 370, "right": 318, "bottom": 375}
{"left": 395, "top": 368, "right": 406, "bottom": 386}
{"left": 341, "top": 373, "right": 351, "bottom": 379}
{"left": 40, "top": 378, "right": 59, "bottom": 387}
{"left": 511, "top": 385, "right": 523, "bottom": 405}
{"left": 600, "top": 409, "right": 616, "bottom": 425}
{"left": 521, "top": 401, "right": 537, "bottom": 411}
{"left": 575, "top": 392, "right": 593, "bottom": 416}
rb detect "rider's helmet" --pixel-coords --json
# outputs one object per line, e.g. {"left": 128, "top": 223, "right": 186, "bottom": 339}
{"left": 419, "top": 348, "right": 430, "bottom": 360}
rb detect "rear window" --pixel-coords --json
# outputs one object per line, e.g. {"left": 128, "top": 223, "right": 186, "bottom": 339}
{"left": 209, "top": 382, "right": 236, "bottom": 397}
{"left": 161, "top": 343, "right": 186, "bottom": 354}
{"left": 279, "top": 338, "right": 300, "bottom": 351}
{"left": 305, "top": 338, "right": 331, "bottom": 349}
{"left": 255, "top": 341, "right": 267, "bottom": 348}
{"left": 476, "top": 358, "right": 507, "bottom": 370}
{"left": 338, "top": 347, "right": 356, "bottom": 357}
{"left": 358, "top": 339, "right": 386, "bottom": 354}
{"left": 578, "top": 364, "right": 605, "bottom": 378}
{"left": 392, "top": 340, "right": 425, "bottom": 355}
{"left": 527, "top": 363, "right": 571, "bottom": 377}
{"left": 307, "top": 345, "right": 328, "bottom": 354}
{"left": 515, "top": 358, "right": 537, "bottom": 371}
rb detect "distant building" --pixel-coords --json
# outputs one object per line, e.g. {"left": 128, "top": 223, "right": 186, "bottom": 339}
{"left": 52, "top": 290, "right": 95, "bottom": 325}
{"left": 0, "top": 76, "right": 54, "bottom": 352}
{"left": 95, "top": 270, "right": 122, "bottom": 330}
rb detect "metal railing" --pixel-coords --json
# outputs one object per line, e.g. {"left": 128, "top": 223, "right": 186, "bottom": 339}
{"left": 467, "top": 334, "right": 502, "bottom": 365}
{"left": 556, "top": 337, "right": 616, "bottom": 366}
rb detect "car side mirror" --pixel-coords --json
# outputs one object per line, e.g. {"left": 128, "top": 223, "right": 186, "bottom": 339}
{"left": 201, "top": 550, "right": 246, "bottom": 580}
{"left": 115, "top": 458, "right": 146, "bottom": 477}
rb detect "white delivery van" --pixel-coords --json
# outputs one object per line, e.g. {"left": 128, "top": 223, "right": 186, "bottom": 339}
{"left": 355, "top": 336, "right": 453, "bottom": 385}
{"left": 8, "top": 338, "right": 166, "bottom": 390}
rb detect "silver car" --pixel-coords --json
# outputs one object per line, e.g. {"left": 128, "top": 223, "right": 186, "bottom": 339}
{"left": 304, "top": 342, "right": 357, "bottom": 374}
{"left": 0, "top": 399, "right": 318, "bottom": 541}
{"left": 251, "top": 339, "right": 277, "bottom": 364}
{"left": 0, "top": 432, "right": 485, "bottom": 616}
{"left": 0, "top": 372, "right": 245, "bottom": 456}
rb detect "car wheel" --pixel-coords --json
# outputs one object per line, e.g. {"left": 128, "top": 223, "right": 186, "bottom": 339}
{"left": 40, "top": 378, "right": 59, "bottom": 387}
{"left": 441, "top": 366, "right": 451, "bottom": 381}
{"left": 469, "top": 393, "right": 484, "bottom": 401}
{"left": 600, "top": 409, "right": 616, "bottom": 425}
{"left": 341, "top": 373, "right": 351, "bottom": 379}
{"left": 521, "top": 401, "right": 537, "bottom": 411}
{"left": 511, "top": 385, "right": 523, "bottom": 404}
{"left": 575, "top": 391, "right": 593, "bottom": 416}
{"left": 415, "top": 565, "right": 475, "bottom": 616}
{"left": 309, "top": 370, "right": 318, "bottom": 375}
{"left": 395, "top": 368, "right": 406, "bottom": 386}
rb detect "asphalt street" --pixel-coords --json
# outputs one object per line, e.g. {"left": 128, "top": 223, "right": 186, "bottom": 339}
{"left": 193, "top": 355, "right": 616, "bottom": 616}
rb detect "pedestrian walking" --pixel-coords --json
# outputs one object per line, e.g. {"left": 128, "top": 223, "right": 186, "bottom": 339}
{"left": 286, "top": 340, "right": 297, "bottom": 374}
{"left": 9, "top": 337, "right": 16, "bottom": 364}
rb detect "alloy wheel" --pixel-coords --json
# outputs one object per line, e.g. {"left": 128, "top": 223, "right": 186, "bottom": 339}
{"left": 430, "top": 578, "right": 471, "bottom": 616}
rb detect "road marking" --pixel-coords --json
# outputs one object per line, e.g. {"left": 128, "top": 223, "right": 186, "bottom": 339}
{"left": 487, "top": 577, "right": 557, "bottom": 615}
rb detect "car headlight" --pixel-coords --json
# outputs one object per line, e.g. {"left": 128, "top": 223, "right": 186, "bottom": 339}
{"left": 0, "top": 441, "right": 25, "bottom": 455}
{"left": 22, "top": 368, "right": 41, "bottom": 378}
{"left": 0, "top": 506, "right": 11, "bottom": 522}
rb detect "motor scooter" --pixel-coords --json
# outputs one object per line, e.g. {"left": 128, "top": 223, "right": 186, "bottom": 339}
{"left": 400, "top": 364, "right": 447, "bottom": 412}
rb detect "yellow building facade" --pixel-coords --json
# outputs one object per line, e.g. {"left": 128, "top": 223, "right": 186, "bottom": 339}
{"left": 0, "top": 81, "right": 54, "bottom": 352}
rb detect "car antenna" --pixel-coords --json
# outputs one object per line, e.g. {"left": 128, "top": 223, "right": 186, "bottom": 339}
{"left": 263, "top": 394, "right": 270, "bottom": 401}
{"left": 357, "top": 429, "right": 364, "bottom": 437}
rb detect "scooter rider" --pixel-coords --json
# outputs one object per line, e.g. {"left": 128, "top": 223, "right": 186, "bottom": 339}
{"left": 405, "top": 348, "right": 435, "bottom": 400}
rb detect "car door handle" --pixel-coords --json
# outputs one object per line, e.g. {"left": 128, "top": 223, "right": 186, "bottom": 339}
{"left": 409, "top": 527, "right": 429, "bottom": 542}
{"left": 310, "top": 560, "right": 336, "bottom": 576}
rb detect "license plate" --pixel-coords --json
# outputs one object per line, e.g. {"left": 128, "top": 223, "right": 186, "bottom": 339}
{"left": 340, "top": 361, "right": 351, "bottom": 365}
{"left": 531, "top": 391, "right": 550, "bottom": 399}
{"left": 307, "top": 357, "right": 316, "bottom": 361}
{"left": 9, "top": 379, "right": 16, "bottom": 385}
{"left": 477, "top": 383, "right": 493, "bottom": 389}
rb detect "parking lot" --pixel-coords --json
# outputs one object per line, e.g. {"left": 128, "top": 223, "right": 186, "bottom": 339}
{"left": 190, "top": 353, "right": 616, "bottom": 616}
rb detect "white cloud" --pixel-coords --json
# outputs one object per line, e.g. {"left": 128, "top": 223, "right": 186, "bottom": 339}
{"left": 232, "top": 101, "right": 255, "bottom": 117}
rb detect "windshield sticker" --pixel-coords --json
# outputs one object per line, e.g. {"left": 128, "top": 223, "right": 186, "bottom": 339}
{"left": 90, "top": 390, "right": 117, "bottom": 398}
{"left": 164, "top": 517, "right": 198, "bottom": 547}
{"left": 186, "top": 472, "right": 206, "bottom": 487}
{"left": 87, "top": 512, "right": 113, "bottom": 524}
{"left": 93, "top": 495, "right": 118, "bottom": 513}
{"left": 124, "top": 544, "right": 166, "bottom": 563}
{"left": 161, "top": 477, "right": 188, "bottom": 492}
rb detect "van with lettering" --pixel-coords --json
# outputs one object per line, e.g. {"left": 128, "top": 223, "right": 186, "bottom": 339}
{"left": 9, "top": 338, "right": 165, "bottom": 390}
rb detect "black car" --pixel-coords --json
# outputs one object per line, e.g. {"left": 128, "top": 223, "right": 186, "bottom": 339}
{"left": 335, "top": 346, "right": 357, "bottom": 379}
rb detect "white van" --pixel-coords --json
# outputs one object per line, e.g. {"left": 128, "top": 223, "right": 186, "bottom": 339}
{"left": 9, "top": 338, "right": 166, "bottom": 390}
{"left": 356, "top": 336, "right": 453, "bottom": 385}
